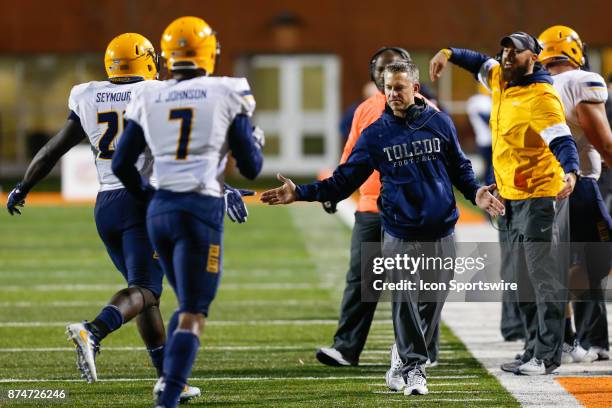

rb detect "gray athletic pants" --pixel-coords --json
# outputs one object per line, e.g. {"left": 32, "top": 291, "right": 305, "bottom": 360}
{"left": 501, "top": 197, "right": 569, "bottom": 366}
{"left": 382, "top": 232, "right": 454, "bottom": 373}
{"left": 332, "top": 212, "right": 440, "bottom": 364}
{"left": 499, "top": 212, "right": 528, "bottom": 341}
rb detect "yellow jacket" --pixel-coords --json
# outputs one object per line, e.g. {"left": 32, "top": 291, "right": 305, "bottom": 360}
{"left": 484, "top": 62, "right": 568, "bottom": 199}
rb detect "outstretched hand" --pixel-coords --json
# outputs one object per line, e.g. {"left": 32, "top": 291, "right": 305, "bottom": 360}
{"left": 429, "top": 51, "right": 450, "bottom": 82}
{"left": 260, "top": 174, "right": 297, "bottom": 205}
{"left": 475, "top": 184, "right": 505, "bottom": 217}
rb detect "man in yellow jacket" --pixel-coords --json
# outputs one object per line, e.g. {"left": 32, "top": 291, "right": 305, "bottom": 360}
{"left": 430, "top": 32, "right": 580, "bottom": 375}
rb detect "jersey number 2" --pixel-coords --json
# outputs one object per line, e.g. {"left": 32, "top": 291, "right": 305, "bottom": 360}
{"left": 97, "top": 111, "right": 126, "bottom": 160}
{"left": 169, "top": 108, "right": 193, "bottom": 160}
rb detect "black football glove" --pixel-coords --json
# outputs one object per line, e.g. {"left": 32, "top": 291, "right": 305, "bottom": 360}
{"left": 322, "top": 200, "right": 337, "bottom": 214}
{"left": 7, "top": 183, "right": 28, "bottom": 215}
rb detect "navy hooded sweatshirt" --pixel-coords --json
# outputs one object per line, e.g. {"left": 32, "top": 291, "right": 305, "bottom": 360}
{"left": 296, "top": 99, "right": 481, "bottom": 240}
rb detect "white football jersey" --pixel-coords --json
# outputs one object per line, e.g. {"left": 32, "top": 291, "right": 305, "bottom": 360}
{"left": 68, "top": 80, "right": 154, "bottom": 191}
{"left": 466, "top": 93, "right": 492, "bottom": 148}
{"left": 124, "top": 76, "right": 255, "bottom": 197}
{"left": 551, "top": 70, "right": 608, "bottom": 179}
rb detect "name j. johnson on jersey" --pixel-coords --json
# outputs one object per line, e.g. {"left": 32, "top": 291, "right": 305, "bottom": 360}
{"left": 155, "top": 89, "right": 208, "bottom": 103}
{"left": 383, "top": 137, "right": 441, "bottom": 167}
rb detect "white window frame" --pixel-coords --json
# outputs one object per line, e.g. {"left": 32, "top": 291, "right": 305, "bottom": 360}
{"left": 239, "top": 54, "right": 340, "bottom": 176}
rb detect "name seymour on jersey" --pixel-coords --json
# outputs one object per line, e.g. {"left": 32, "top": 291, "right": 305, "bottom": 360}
{"left": 95, "top": 91, "right": 132, "bottom": 103}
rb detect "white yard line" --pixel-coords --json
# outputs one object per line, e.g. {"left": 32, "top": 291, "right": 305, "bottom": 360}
{"left": 368, "top": 382, "right": 478, "bottom": 387}
{"left": 0, "top": 375, "right": 478, "bottom": 384}
{"left": 361, "top": 350, "right": 460, "bottom": 355}
{"left": 0, "top": 319, "right": 394, "bottom": 328}
{"left": 373, "top": 390, "right": 489, "bottom": 394}
{"left": 0, "top": 345, "right": 333, "bottom": 353}
{"left": 0, "top": 299, "right": 335, "bottom": 308}
{"left": 0, "top": 283, "right": 336, "bottom": 292}
{"left": 387, "top": 398, "right": 495, "bottom": 402}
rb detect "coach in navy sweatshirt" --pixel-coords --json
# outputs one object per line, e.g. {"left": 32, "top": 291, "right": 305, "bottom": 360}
{"left": 262, "top": 61, "right": 503, "bottom": 395}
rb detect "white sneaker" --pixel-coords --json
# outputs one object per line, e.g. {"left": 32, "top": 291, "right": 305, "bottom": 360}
{"left": 588, "top": 346, "right": 610, "bottom": 361}
{"left": 385, "top": 344, "right": 404, "bottom": 392}
{"left": 516, "top": 358, "right": 545, "bottom": 375}
{"left": 561, "top": 342, "right": 574, "bottom": 364}
{"left": 562, "top": 341, "right": 597, "bottom": 363}
{"left": 179, "top": 384, "right": 201, "bottom": 402}
{"left": 516, "top": 357, "right": 558, "bottom": 375}
{"left": 153, "top": 377, "right": 165, "bottom": 405}
{"left": 425, "top": 358, "right": 438, "bottom": 368}
{"left": 315, "top": 347, "right": 352, "bottom": 366}
{"left": 66, "top": 322, "right": 99, "bottom": 383}
{"left": 153, "top": 377, "right": 201, "bottom": 403}
{"left": 403, "top": 366, "right": 428, "bottom": 395}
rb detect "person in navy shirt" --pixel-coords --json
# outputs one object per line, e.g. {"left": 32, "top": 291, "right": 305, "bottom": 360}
{"left": 262, "top": 61, "right": 503, "bottom": 396}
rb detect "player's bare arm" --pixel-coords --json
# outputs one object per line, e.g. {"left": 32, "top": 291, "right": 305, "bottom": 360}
{"left": 22, "top": 119, "right": 87, "bottom": 189}
{"left": 576, "top": 101, "right": 612, "bottom": 167}
{"left": 6, "top": 118, "right": 86, "bottom": 215}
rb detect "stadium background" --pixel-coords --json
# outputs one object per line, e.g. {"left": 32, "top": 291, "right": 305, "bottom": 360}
{"left": 1, "top": 1, "right": 612, "bottom": 407}
{"left": 0, "top": 0, "right": 611, "bottom": 181}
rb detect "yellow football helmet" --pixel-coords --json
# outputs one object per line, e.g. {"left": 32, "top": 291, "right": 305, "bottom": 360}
{"left": 161, "top": 16, "right": 219, "bottom": 74}
{"left": 538, "top": 25, "right": 585, "bottom": 67}
{"left": 105, "top": 33, "right": 158, "bottom": 80}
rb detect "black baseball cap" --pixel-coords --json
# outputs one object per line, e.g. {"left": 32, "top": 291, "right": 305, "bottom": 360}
{"left": 500, "top": 31, "right": 542, "bottom": 54}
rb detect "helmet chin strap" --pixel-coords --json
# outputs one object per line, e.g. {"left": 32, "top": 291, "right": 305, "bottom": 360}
{"left": 171, "top": 67, "right": 208, "bottom": 81}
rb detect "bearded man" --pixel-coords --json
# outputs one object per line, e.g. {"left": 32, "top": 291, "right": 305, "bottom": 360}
{"left": 429, "top": 32, "right": 580, "bottom": 375}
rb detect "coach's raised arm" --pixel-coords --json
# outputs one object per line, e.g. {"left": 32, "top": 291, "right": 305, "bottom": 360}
{"left": 429, "top": 35, "right": 580, "bottom": 201}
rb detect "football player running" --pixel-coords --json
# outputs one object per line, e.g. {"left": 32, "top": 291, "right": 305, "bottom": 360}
{"left": 4, "top": 33, "right": 229, "bottom": 401}
{"left": 112, "top": 16, "right": 263, "bottom": 408}
{"left": 538, "top": 25, "right": 612, "bottom": 363}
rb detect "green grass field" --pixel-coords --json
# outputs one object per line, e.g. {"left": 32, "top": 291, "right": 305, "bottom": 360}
{"left": 0, "top": 204, "right": 518, "bottom": 407}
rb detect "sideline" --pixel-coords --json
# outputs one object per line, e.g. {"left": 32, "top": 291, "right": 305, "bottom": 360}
{"left": 333, "top": 198, "right": 603, "bottom": 407}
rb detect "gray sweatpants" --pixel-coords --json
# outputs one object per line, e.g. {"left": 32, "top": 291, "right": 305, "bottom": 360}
{"left": 382, "top": 232, "right": 455, "bottom": 373}
{"left": 500, "top": 197, "right": 570, "bottom": 366}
